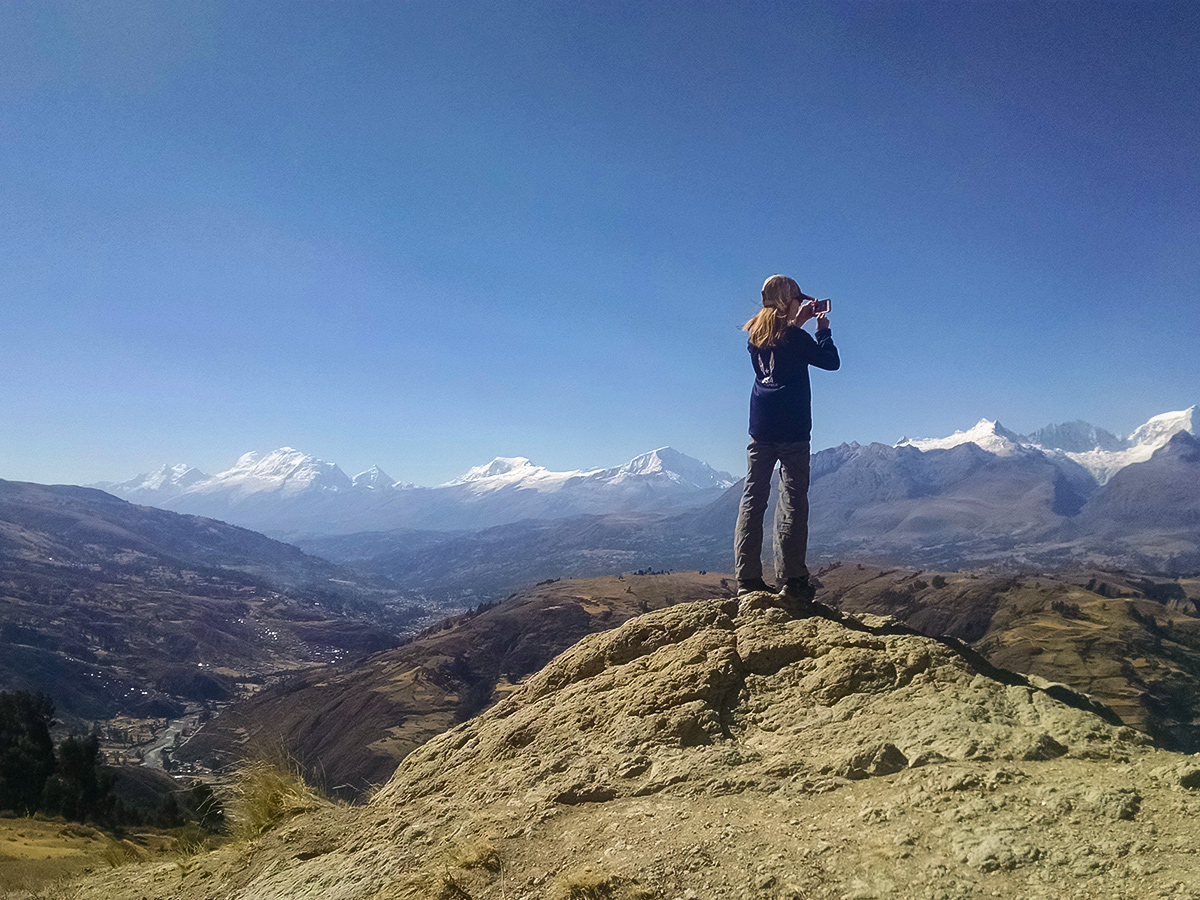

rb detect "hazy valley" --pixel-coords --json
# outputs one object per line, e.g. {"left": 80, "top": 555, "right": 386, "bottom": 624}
{"left": 0, "top": 479, "right": 423, "bottom": 777}
{"left": 288, "top": 408, "right": 1200, "bottom": 605}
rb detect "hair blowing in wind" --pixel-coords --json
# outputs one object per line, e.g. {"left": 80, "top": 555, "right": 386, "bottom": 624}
{"left": 743, "top": 274, "right": 800, "bottom": 348}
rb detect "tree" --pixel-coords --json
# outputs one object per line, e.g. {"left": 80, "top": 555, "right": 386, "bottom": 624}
{"left": 42, "top": 732, "right": 115, "bottom": 823}
{"left": 154, "top": 792, "right": 185, "bottom": 828}
{"left": 0, "top": 691, "right": 56, "bottom": 815}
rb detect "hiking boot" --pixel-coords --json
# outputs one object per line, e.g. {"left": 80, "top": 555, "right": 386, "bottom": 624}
{"left": 737, "top": 578, "right": 773, "bottom": 596}
{"left": 778, "top": 578, "right": 823, "bottom": 618}
{"left": 779, "top": 577, "right": 817, "bottom": 602}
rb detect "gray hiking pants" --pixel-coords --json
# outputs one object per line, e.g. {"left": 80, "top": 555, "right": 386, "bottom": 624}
{"left": 734, "top": 439, "right": 811, "bottom": 584}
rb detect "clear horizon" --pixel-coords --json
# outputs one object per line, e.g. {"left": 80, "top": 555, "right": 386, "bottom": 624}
{"left": 3, "top": 2, "right": 1197, "bottom": 487}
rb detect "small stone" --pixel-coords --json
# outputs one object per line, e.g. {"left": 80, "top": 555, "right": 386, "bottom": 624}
{"left": 1084, "top": 787, "right": 1142, "bottom": 820}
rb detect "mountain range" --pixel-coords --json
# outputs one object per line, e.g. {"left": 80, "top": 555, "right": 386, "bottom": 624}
{"left": 96, "top": 446, "right": 736, "bottom": 537}
{"left": 290, "top": 406, "right": 1199, "bottom": 595}
{"left": 92, "top": 407, "right": 1195, "bottom": 550}
{"left": 896, "top": 406, "right": 1195, "bottom": 484}
{"left": 805, "top": 407, "right": 1198, "bottom": 570}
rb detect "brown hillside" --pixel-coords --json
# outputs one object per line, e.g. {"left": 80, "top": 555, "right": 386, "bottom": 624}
{"left": 0, "top": 479, "right": 408, "bottom": 735}
{"left": 68, "top": 594, "right": 1200, "bottom": 900}
{"left": 816, "top": 564, "right": 1200, "bottom": 751}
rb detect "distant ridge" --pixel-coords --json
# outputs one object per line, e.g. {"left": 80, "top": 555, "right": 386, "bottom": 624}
{"left": 90, "top": 406, "right": 1197, "bottom": 561}
{"left": 299, "top": 408, "right": 1200, "bottom": 593}
{"left": 897, "top": 405, "right": 1196, "bottom": 484}
{"left": 97, "top": 446, "right": 737, "bottom": 536}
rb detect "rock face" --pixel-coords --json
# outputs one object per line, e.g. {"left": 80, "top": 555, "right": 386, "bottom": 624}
{"left": 378, "top": 596, "right": 1131, "bottom": 811}
{"left": 817, "top": 565, "right": 1200, "bottom": 753}
{"left": 71, "top": 597, "right": 1200, "bottom": 900}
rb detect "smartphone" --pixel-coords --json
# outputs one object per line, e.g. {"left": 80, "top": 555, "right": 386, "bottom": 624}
{"left": 812, "top": 298, "right": 832, "bottom": 315}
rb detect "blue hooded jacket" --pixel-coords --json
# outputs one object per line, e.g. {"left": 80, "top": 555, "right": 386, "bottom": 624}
{"left": 748, "top": 326, "right": 840, "bottom": 442}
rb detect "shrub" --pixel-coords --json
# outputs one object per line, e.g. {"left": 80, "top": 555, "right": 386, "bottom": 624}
{"left": 435, "top": 874, "right": 473, "bottom": 899}
{"left": 552, "top": 870, "right": 653, "bottom": 900}
{"left": 187, "top": 782, "right": 225, "bottom": 833}
{"left": 455, "top": 841, "right": 502, "bottom": 872}
{"left": 225, "top": 757, "right": 326, "bottom": 838}
{"left": 1051, "top": 599, "right": 1085, "bottom": 620}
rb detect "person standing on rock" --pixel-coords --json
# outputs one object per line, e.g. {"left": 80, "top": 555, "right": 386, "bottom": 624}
{"left": 735, "top": 274, "right": 840, "bottom": 599}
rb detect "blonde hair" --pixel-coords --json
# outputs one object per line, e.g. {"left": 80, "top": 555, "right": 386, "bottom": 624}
{"left": 742, "top": 274, "right": 799, "bottom": 347}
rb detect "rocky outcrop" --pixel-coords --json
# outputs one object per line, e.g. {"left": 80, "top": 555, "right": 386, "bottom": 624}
{"left": 70, "top": 596, "right": 1200, "bottom": 900}
{"left": 378, "top": 595, "right": 1135, "bottom": 813}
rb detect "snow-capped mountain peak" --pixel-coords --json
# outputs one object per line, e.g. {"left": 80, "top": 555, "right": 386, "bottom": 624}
{"left": 896, "top": 419, "right": 1025, "bottom": 457}
{"left": 600, "top": 447, "right": 736, "bottom": 489}
{"left": 440, "top": 448, "right": 736, "bottom": 501}
{"left": 203, "top": 447, "right": 353, "bottom": 496}
{"left": 97, "top": 463, "right": 210, "bottom": 499}
{"left": 1065, "top": 406, "right": 1196, "bottom": 484}
{"left": 353, "top": 465, "right": 402, "bottom": 490}
{"left": 446, "top": 457, "right": 546, "bottom": 486}
{"left": 1022, "top": 420, "right": 1125, "bottom": 454}
{"left": 144, "top": 463, "right": 207, "bottom": 490}
{"left": 1128, "top": 407, "right": 1195, "bottom": 450}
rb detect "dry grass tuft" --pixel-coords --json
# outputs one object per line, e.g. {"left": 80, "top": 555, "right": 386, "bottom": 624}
{"left": 454, "top": 841, "right": 502, "bottom": 872}
{"left": 10, "top": 887, "right": 77, "bottom": 900}
{"left": 0, "top": 877, "right": 85, "bottom": 900}
{"left": 99, "top": 840, "right": 144, "bottom": 868}
{"left": 168, "top": 823, "right": 223, "bottom": 858}
{"left": 225, "top": 757, "right": 328, "bottom": 839}
{"left": 553, "top": 870, "right": 655, "bottom": 900}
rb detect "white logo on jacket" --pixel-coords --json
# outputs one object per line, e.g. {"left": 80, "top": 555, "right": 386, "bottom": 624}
{"left": 753, "top": 350, "right": 776, "bottom": 384}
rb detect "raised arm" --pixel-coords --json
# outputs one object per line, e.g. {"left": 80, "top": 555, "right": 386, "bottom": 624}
{"left": 811, "top": 311, "right": 840, "bottom": 371}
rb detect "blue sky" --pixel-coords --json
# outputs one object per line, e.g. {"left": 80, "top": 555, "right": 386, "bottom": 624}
{"left": 2, "top": 1, "right": 1197, "bottom": 486}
